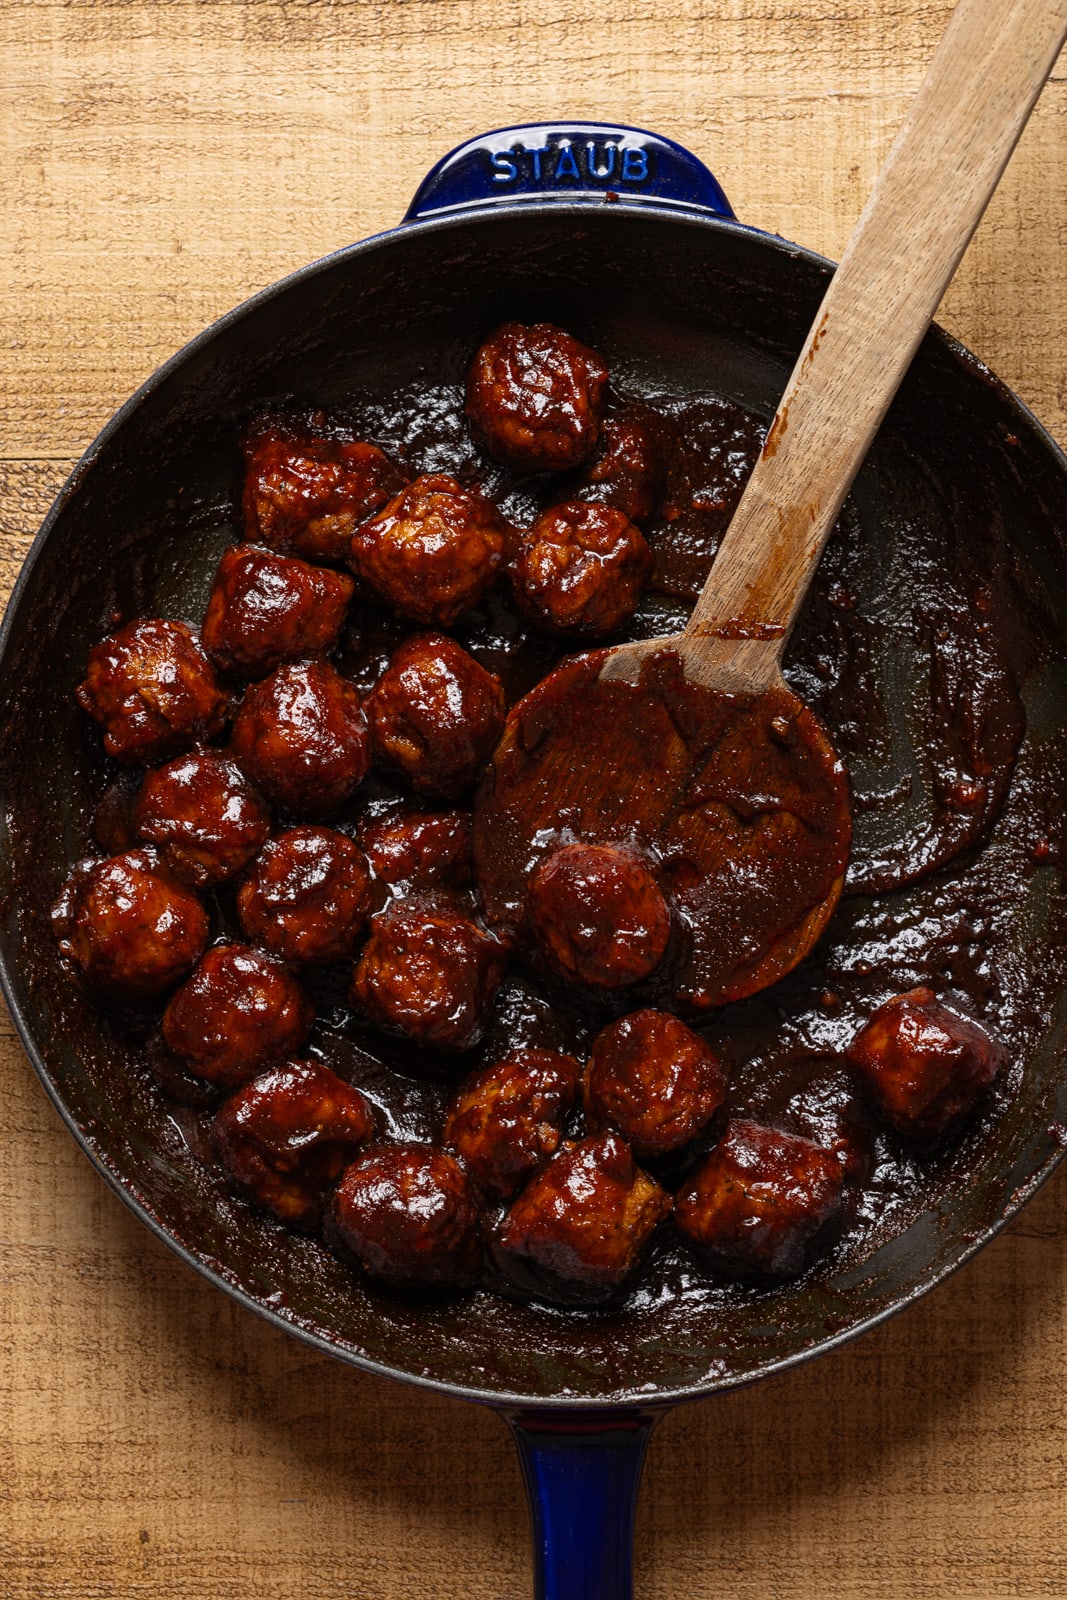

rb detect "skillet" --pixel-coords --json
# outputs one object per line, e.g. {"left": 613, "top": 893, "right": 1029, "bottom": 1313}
{"left": 3, "top": 123, "right": 1067, "bottom": 1597}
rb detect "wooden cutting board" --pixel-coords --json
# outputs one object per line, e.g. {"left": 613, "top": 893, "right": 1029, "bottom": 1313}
{"left": 2, "top": 2, "right": 1066, "bottom": 1595}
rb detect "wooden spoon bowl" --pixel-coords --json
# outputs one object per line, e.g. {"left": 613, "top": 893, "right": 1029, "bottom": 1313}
{"left": 475, "top": 647, "right": 850, "bottom": 1010}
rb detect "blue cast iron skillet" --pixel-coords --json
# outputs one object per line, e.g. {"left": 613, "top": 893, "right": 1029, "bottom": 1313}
{"left": 2, "top": 125, "right": 1067, "bottom": 1598}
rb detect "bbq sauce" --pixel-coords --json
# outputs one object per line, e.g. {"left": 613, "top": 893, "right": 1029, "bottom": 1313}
{"left": 81, "top": 376, "right": 1067, "bottom": 1321}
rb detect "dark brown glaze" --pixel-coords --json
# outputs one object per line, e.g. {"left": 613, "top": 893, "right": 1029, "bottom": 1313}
{"left": 236, "top": 826, "right": 372, "bottom": 965}
{"left": 443, "top": 1048, "right": 582, "bottom": 1199}
{"left": 642, "top": 396, "right": 767, "bottom": 601}
{"left": 327, "top": 1143, "right": 482, "bottom": 1287}
{"left": 350, "top": 904, "right": 506, "bottom": 1053}
{"left": 32, "top": 332, "right": 1067, "bottom": 1356}
{"left": 792, "top": 465, "right": 1028, "bottom": 897}
{"left": 584, "top": 1009, "right": 726, "bottom": 1159}
{"left": 359, "top": 809, "right": 473, "bottom": 890}
{"left": 675, "top": 1118, "right": 846, "bottom": 1279}
{"left": 348, "top": 474, "right": 510, "bottom": 627}
{"left": 91, "top": 770, "right": 143, "bottom": 856}
{"left": 229, "top": 660, "right": 369, "bottom": 817}
{"left": 490, "top": 1131, "right": 671, "bottom": 1305}
{"left": 133, "top": 748, "right": 272, "bottom": 888}
{"left": 365, "top": 633, "right": 505, "bottom": 800}
{"left": 846, "top": 986, "right": 1006, "bottom": 1144}
{"left": 570, "top": 405, "right": 666, "bottom": 524}
{"left": 475, "top": 650, "right": 851, "bottom": 1009}
{"left": 244, "top": 417, "right": 408, "bottom": 565}
{"left": 52, "top": 849, "right": 209, "bottom": 1005}
{"left": 212, "top": 1058, "right": 375, "bottom": 1225}
{"left": 202, "top": 544, "right": 354, "bottom": 678}
{"left": 466, "top": 322, "right": 609, "bottom": 473}
{"left": 768, "top": 1060, "right": 875, "bottom": 1184}
{"left": 76, "top": 619, "right": 228, "bottom": 766}
{"left": 162, "top": 943, "right": 314, "bottom": 1088}
{"left": 512, "top": 501, "right": 653, "bottom": 637}
{"left": 527, "top": 842, "right": 672, "bottom": 989}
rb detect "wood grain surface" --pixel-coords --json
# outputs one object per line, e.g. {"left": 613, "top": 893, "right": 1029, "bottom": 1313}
{"left": 2, "top": 2, "right": 1066, "bottom": 1595}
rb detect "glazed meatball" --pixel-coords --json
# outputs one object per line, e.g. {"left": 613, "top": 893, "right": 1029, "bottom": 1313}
{"left": 846, "top": 986, "right": 1006, "bottom": 1143}
{"left": 348, "top": 474, "right": 510, "bottom": 627}
{"left": 528, "top": 842, "right": 671, "bottom": 988}
{"left": 162, "top": 944, "right": 314, "bottom": 1089}
{"left": 201, "top": 544, "right": 354, "bottom": 678}
{"left": 365, "top": 634, "right": 505, "bottom": 799}
{"left": 133, "top": 748, "right": 271, "bottom": 888}
{"left": 77, "top": 619, "right": 228, "bottom": 766}
{"left": 229, "top": 660, "right": 369, "bottom": 817}
{"left": 359, "top": 808, "right": 473, "bottom": 890}
{"left": 466, "top": 322, "right": 609, "bottom": 473}
{"left": 52, "top": 849, "right": 209, "bottom": 1005}
{"left": 491, "top": 1131, "right": 670, "bottom": 1303}
{"left": 675, "top": 1119, "right": 845, "bottom": 1279}
{"left": 573, "top": 407, "right": 665, "bottom": 524}
{"left": 212, "top": 1058, "right": 375, "bottom": 1225}
{"left": 512, "top": 501, "right": 652, "bottom": 637}
{"left": 585, "top": 1009, "right": 726, "bottom": 1159}
{"left": 236, "top": 826, "right": 373, "bottom": 965}
{"left": 444, "top": 1048, "right": 582, "bottom": 1199}
{"left": 351, "top": 905, "right": 506, "bottom": 1052}
{"left": 244, "top": 420, "right": 408, "bottom": 564}
{"left": 327, "top": 1143, "right": 482, "bottom": 1286}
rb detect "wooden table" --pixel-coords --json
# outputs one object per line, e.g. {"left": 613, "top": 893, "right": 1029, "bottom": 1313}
{"left": 3, "top": 3, "right": 1066, "bottom": 1595}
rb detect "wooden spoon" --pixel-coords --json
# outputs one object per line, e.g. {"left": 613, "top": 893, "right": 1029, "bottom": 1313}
{"left": 474, "top": 0, "right": 1067, "bottom": 1011}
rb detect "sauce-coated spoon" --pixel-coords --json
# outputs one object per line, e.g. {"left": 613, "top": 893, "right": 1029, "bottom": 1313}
{"left": 475, "top": 0, "right": 1067, "bottom": 1010}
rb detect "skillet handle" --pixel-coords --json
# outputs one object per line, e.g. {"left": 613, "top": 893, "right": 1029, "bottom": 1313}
{"left": 404, "top": 123, "right": 734, "bottom": 221}
{"left": 506, "top": 1408, "right": 662, "bottom": 1600}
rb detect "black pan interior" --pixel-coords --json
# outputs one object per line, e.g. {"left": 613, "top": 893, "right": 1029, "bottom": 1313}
{"left": 3, "top": 207, "right": 1067, "bottom": 1406}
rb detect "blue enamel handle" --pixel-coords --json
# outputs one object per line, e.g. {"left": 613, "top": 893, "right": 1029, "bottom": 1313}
{"left": 404, "top": 122, "right": 734, "bottom": 221}
{"left": 507, "top": 1409, "right": 662, "bottom": 1600}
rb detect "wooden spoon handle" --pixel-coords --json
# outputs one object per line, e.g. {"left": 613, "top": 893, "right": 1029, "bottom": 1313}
{"left": 684, "top": 0, "right": 1067, "bottom": 691}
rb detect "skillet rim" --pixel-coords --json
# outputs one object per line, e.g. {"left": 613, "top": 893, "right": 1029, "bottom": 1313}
{"left": 2, "top": 198, "right": 1066, "bottom": 1411}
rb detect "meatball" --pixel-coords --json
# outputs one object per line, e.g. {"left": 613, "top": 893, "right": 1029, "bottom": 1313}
{"left": 359, "top": 808, "right": 473, "bottom": 890}
{"left": 236, "top": 826, "right": 373, "bottom": 965}
{"left": 528, "top": 842, "right": 671, "bottom": 988}
{"left": 133, "top": 748, "right": 271, "bottom": 888}
{"left": 444, "top": 1048, "right": 582, "bottom": 1199}
{"left": 244, "top": 420, "right": 408, "bottom": 564}
{"left": 162, "top": 944, "right": 314, "bottom": 1089}
{"left": 229, "top": 660, "right": 369, "bottom": 817}
{"left": 77, "top": 619, "right": 228, "bottom": 766}
{"left": 327, "top": 1143, "right": 482, "bottom": 1286}
{"left": 846, "top": 986, "right": 1006, "bottom": 1143}
{"left": 573, "top": 407, "right": 665, "bottom": 524}
{"left": 466, "top": 322, "right": 609, "bottom": 473}
{"left": 212, "top": 1058, "right": 375, "bottom": 1225}
{"left": 512, "top": 501, "right": 652, "bottom": 637}
{"left": 351, "top": 905, "right": 506, "bottom": 1052}
{"left": 52, "top": 849, "right": 209, "bottom": 1005}
{"left": 201, "top": 544, "right": 354, "bottom": 679}
{"left": 675, "top": 1119, "right": 845, "bottom": 1279}
{"left": 365, "top": 634, "right": 505, "bottom": 799}
{"left": 491, "top": 1131, "right": 670, "bottom": 1302}
{"left": 348, "top": 474, "right": 510, "bottom": 627}
{"left": 585, "top": 1009, "right": 726, "bottom": 1159}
